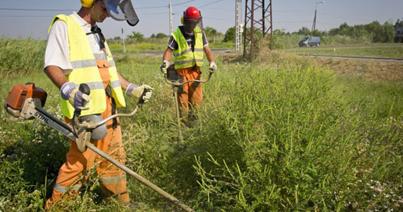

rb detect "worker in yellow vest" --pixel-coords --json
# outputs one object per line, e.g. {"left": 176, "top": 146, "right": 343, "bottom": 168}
{"left": 160, "top": 6, "right": 217, "bottom": 126}
{"left": 44, "top": 0, "right": 152, "bottom": 208}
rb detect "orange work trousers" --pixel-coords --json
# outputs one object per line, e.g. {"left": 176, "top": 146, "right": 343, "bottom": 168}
{"left": 46, "top": 60, "right": 129, "bottom": 208}
{"left": 176, "top": 66, "right": 203, "bottom": 121}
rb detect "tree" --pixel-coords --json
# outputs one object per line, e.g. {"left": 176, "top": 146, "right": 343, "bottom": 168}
{"left": 223, "top": 26, "right": 235, "bottom": 42}
{"left": 204, "top": 26, "right": 220, "bottom": 43}
{"left": 297, "top": 27, "right": 310, "bottom": 35}
{"left": 128, "top": 32, "right": 144, "bottom": 42}
{"left": 204, "top": 27, "right": 217, "bottom": 37}
{"left": 273, "top": 29, "right": 286, "bottom": 36}
{"left": 155, "top": 33, "right": 168, "bottom": 39}
{"left": 382, "top": 21, "right": 395, "bottom": 42}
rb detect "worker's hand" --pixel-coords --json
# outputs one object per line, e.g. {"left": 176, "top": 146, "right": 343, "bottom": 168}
{"left": 160, "top": 60, "right": 170, "bottom": 75}
{"left": 60, "top": 82, "right": 90, "bottom": 110}
{"left": 209, "top": 61, "right": 217, "bottom": 73}
{"left": 126, "top": 83, "right": 153, "bottom": 103}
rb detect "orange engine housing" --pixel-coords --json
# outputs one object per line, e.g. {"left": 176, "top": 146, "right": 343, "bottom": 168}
{"left": 5, "top": 83, "right": 47, "bottom": 111}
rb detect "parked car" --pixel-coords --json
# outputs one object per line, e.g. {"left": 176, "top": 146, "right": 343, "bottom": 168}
{"left": 299, "top": 36, "right": 321, "bottom": 47}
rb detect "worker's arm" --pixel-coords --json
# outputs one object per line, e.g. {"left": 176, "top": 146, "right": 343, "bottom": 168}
{"left": 204, "top": 46, "right": 215, "bottom": 63}
{"left": 160, "top": 48, "right": 173, "bottom": 74}
{"left": 204, "top": 46, "right": 217, "bottom": 72}
{"left": 118, "top": 73, "right": 130, "bottom": 92}
{"left": 162, "top": 47, "right": 173, "bottom": 62}
{"left": 44, "top": 66, "right": 68, "bottom": 89}
{"left": 118, "top": 72, "right": 153, "bottom": 102}
{"left": 45, "top": 66, "right": 90, "bottom": 108}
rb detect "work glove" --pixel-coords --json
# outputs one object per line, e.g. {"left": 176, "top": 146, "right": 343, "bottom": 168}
{"left": 126, "top": 83, "right": 153, "bottom": 103}
{"left": 60, "top": 82, "right": 90, "bottom": 110}
{"left": 209, "top": 61, "right": 217, "bottom": 73}
{"left": 160, "top": 60, "right": 170, "bottom": 75}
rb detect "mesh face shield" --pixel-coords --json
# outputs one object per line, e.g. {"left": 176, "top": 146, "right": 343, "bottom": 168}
{"left": 104, "top": 0, "right": 139, "bottom": 26}
{"left": 183, "top": 19, "right": 200, "bottom": 33}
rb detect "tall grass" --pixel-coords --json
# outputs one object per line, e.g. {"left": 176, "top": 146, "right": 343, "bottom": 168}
{"left": 0, "top": 38, "right": 45, "bottom": 76}
{"left": 0, "top": 39, "right": 401, "bottom": 211}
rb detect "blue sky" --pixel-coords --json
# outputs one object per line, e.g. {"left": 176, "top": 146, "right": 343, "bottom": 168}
{"left": 0, "top": 0, "right": 402, "bottom": 39}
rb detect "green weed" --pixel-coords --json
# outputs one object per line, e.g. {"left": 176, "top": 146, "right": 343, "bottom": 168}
{"left": 0, "top": 39, "right": 401, "bottom": 211}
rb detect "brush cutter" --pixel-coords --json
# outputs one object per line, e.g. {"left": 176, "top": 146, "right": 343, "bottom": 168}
{"left": 4, "top": 82, "right": 193, "bottom": 212}
{"left": 164, "top": 66, "right": 214, "bottom": 142}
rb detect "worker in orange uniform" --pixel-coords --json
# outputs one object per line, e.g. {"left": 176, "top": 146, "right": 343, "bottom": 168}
{"left": 44, "top": 0, "right": 152, "bottom": 208}
{"left": 160, "top": 6, "right": 217, "bottom": 126}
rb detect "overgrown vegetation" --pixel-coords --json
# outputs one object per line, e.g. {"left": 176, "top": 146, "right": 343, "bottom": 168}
{"left": 0, "top": 39, "right": 402, "bottom": 211}
{"left": 0, "top": 39, "right": 45, "bottom": 76}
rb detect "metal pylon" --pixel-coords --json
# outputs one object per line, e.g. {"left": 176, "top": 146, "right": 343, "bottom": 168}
{"left": 243, "top": 0, "right": 273, "bottom": 59}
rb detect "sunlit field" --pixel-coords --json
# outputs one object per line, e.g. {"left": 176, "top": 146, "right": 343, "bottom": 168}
{"left": 0, "top": 39, "right": 401, "bottom": 211}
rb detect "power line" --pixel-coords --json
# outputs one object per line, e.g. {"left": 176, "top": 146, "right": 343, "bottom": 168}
{"left": 0, "top": 8, "right": 72, "bottom": 12}
{"left": 173, "top": 0, "right": 197, "bottom": 6}
{"left": 0, "top": 4, "right": 174, "bottom": 12}
{"left": 199, "top": 0, "right": 226, "bottom": 8}
{"left": 0, "top": 15, "right": 51, "bottom": 18}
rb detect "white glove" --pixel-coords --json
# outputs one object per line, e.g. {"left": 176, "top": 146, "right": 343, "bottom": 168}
{"left": 60, "top": 82, "right": 90, "bottom": 110}
{"left": 126, "top": 83, "right": 153, "bottom": 103}
{"left": 209, "top": 61, "right": 217, "bottom": 72}
{"left": 160, "top": 60, "right": 170, "bottom": 75}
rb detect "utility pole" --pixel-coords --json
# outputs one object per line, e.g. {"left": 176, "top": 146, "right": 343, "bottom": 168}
{"left": 169, "top": 0, "right": 174, "bottom": 35}
{"left": 235, "top": 0, "right": 242, "bottom": 53}
{"left": 312, "top": 9, "right": 317, "bottom": 32}
{"left": 243, "top": 0, "right": 273, "bottom": 59}
{"left": 121, "top": 28, "right": 126, "bottom": 54}
{"left": 312, "top": 1, "right": 324, "bottom": 32}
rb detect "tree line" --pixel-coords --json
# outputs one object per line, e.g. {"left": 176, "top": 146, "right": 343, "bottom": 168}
{"left": 294, "top": 21, "right": 397, "bottom": 43}
{"left": 111, "top": 20, "right": 400, "bottom": 44}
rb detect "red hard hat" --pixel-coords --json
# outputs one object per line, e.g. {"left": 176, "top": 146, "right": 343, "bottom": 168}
{"left": 184, "top": 6, "right": 201, "bottom": 21}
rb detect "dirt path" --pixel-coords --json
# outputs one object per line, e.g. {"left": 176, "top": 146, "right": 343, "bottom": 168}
{"left": 312, "top": 56, "right": 403, "bottom": 81}
{"left": 303, "top": 54, "right": 403, "bottom": 63}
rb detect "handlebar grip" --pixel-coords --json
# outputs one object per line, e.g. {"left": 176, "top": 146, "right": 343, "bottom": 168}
{"left": 74, "top": 83, "right": 91, "bottom": 116}
{"left": 79, "top": 83, "right": 91, "bottom": 95}
{"left": 137, "top": 88, "right": 151, "bottom": 105}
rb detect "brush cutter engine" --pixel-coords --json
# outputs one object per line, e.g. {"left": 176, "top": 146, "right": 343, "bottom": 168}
{"left": 4, "top": 83, "right": 105, "bottom": 152}
{"left": 5, "top": 83, "right": 47, "bottom": 119}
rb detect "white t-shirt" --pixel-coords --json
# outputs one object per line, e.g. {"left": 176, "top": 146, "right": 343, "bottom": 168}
{"left": 44, "top": 13, "right": 105, "bottom": 74}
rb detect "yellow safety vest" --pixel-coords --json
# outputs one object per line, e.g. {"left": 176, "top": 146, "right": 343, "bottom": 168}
{"left": 172, "top": 26, "right": 204, "bottom": 69}
{"left": 49, "top": 14, "right": 126, "bottom": 119}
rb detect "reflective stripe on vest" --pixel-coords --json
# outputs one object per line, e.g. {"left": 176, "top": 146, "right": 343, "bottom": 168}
{"left": 49, "top": 14, "right": 126, "bottom": 119}
{"left": 104, "top": 42, "right": 126, "bottom": 107}
{"left": 172, "top": 27, "right": 204, "bottom": 69}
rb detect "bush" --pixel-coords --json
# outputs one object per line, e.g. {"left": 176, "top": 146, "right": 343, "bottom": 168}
{"left": 223, "top": 27, "right": 235, "bottom": 42}
{"left": 189, "top": 61, "right": 402, "bottom": 210}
